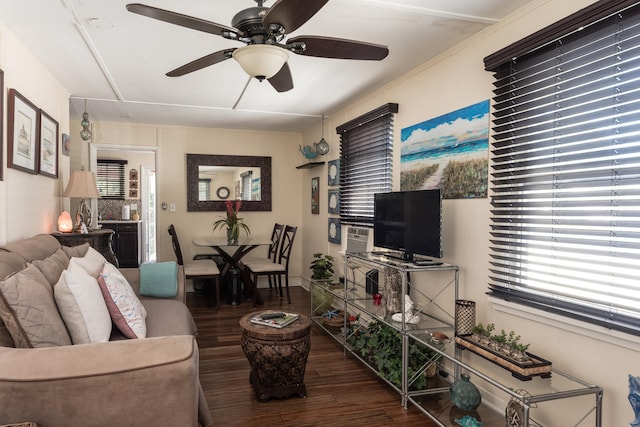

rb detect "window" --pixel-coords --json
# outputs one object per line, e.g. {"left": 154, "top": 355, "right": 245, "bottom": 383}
{"left": 96, "top": 159, "right": 127, "bottom": 199}
{"left": 337, "top": 103, "right": 398, "bottom": 226}
{"left": 241, "top": 171, "right": 252, "bottom": 200}
{"left": 485, "top": 1, "right": 640, "bottom": 335}
{"left": 198, "top": 178, "right": 211, "bottom": 201}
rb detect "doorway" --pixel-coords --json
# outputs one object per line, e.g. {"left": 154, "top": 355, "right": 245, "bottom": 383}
{"left": 90, "top": 144, "right": 157, "bottom": 263}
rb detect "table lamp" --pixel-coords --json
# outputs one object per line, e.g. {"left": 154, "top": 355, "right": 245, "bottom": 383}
{"left": 63, "top": 170, "right": 100, "bottom": 232}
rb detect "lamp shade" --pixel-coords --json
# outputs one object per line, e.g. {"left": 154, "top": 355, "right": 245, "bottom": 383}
{"left": 232, "top": 44, "right": 289, "bottom": 79}
{"left": 63, "top": 171, "right": 100, "bottom": 198}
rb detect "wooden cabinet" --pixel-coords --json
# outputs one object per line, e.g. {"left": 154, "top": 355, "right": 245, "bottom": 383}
{"left": 51, "top": 229, "right": 118, "bottom": 267}
{"left": 99, "top": 221, "right": 141, "bottom": 268}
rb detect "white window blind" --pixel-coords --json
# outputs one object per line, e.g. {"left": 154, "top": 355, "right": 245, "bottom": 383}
{"left": 486, "top": 1, "right": 640, "bottom": 335}
{"left": 337, "top": 103, "right": 398, "bottom": 226}
{"left": 96, "top": 159, "right": 127, "bottom": 199}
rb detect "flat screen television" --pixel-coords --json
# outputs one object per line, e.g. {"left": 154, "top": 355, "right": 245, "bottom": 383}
{"left": 373, "top": 189, "right": 442, "bottom": 262}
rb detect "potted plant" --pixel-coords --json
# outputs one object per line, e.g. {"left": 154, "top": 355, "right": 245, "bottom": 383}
{"left": 348, "top": 320, "right": 444, "bottom": 391}
{"left": 212, "top": 199, "right": 250, "bottom": 245}
{"left": 310, "top": 253, "right": 335, "bottom": 314}
{"left": 310, "top": 252, "right": 334, "bottom": 281}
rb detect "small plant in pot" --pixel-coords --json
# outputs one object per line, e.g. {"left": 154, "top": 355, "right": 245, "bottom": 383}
{"left": 310, "top": 252, "right": 334, "bottom": 282}
{"left": 310, "top": 253, "right": 335, "bottom": 314}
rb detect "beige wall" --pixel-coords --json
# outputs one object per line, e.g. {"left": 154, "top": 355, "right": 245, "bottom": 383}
{"left": 296, "top": 0, "right": 631, "bottom": 425}
{"left": 70, "top": 120, "right": 304, "bottom": 279}
{"left": 0, "top": 0, "right": 635, "bottom": 424}
{"left": 0, "top": 22, "right": 70, "bottom": 244}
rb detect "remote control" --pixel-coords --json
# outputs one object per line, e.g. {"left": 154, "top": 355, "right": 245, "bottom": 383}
{"left": 260, "top": 312, "right": 286, "bottom": 320}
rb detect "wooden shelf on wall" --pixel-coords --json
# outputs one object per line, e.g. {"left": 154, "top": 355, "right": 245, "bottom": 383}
{"left": 296, "top": 161, "right": 325, "bottom": 169}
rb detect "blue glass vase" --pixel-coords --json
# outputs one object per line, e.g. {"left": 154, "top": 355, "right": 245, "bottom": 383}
{"left": 450, "top": 373, "right": 481, "bottom": 411}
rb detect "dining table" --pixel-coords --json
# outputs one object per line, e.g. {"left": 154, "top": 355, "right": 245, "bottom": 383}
{"left": 192, "top": 235, "right": 272, "bottom": 305}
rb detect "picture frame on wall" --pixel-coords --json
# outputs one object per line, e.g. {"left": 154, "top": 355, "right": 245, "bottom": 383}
{"left": 7, "top": 89, "right": 38, "bottom": 174}
{"left": 61, "top": 133, "right": 70, "bottom": 157}
{"left": 129, "top": 168, "right": 138, "bottom": 180}
{"left": 0, "top": 69, "right": 3, "bottom": 180}
{"left": 129, "top": 189, "right": 138, "bottom": 198}
{"left": 328, "top": 218, "right": 341, "bottom": 244}
{"left": 38, "top": 109, "right": 59, "bottom": 178}
{"left": 328, "top": 159, "right": 340, "bottom": 187}
{"left": 311, "top": 176, "right": 319, "bottom": 214}
{"left": 328, "top": 189, "right": 340, "bottom": 215}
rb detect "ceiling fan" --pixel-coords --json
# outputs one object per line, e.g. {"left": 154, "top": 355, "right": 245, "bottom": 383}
{"left": 126, "top": 0, "right": 389, "bottom": 92}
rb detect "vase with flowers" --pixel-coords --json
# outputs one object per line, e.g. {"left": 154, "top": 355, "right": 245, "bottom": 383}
{"left": 212, "top": 199, "right": 251, "bottom": 245}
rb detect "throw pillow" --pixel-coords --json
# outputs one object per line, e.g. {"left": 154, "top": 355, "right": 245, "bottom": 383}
{"left": 68, "top": 255, "right": 104, "bottom": 278}
{"left": 31, "top": 248, "right": 70, "bottom": 287}
{"left": 63, "top": 243, "right": 90, "bottom": 259}
{"left": 84, "top": 246, "right": 108, "bottom": 264}
{"left": 98, "top": 263, "right": 147, "bottom": 339}
{"left": 139, "top": 261, "right": 179, "bottom": 298}
{"left": 0, "top": 264, "right": 72, "bottom": 347}
{"left": 54, "top": 269, "right": 112, "bottom": 344}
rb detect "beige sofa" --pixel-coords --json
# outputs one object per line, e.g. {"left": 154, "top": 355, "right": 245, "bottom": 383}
{"left": 0, "top": 234, "right": 212, "bottom": 427}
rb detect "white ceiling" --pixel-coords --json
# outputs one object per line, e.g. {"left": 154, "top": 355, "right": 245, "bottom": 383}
{"left": 0, "top": 0, "right": 535, "bottom": 132}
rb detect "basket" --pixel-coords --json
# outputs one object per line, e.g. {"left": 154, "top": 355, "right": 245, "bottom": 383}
{"left": 321, "top": 310, "right": 345, "bottom": 332}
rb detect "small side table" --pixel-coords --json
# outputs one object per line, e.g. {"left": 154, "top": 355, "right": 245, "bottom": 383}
{"left": 239, "top": 312, "right": 311, "bottom": 401}
{"left": 51, "top": 229, "right": 119, "bottom": 267}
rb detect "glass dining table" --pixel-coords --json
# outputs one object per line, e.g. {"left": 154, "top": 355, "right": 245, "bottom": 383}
{"left": 192, "top": 235, "right": 272, "bottom": 305}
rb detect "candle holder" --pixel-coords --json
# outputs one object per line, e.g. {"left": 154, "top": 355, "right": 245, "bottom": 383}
{"left": 455, "top": 299, "right": 476, "bottom": 336}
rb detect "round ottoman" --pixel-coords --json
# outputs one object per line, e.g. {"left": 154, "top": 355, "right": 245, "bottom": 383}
{"left": 239, "top": 312, "right": 312, "bottom": 402}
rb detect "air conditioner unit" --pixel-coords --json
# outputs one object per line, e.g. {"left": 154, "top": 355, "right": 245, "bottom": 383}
{"left": 346, "top": 227, "right": 369, "bottom": 254}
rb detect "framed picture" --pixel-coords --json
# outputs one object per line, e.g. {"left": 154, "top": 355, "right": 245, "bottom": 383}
{"left": 328, "top": 218, "right": 341, "bottom": 244}
{"left": 0, "top": 68, "right": 3, "bottom": 180}
{"left": 8, "top": 89, "right": 38, "bottom": 174}
{"left": 61, "top": 133, "right": 70, "bottom": 157}
{"left": 129, "top": 189, "right": 138, "bottom": 198}
{"left": 129, "top": 169, "right": 138, "bottom": 180}
{"left": 328, "top": 189, "right": 340, "bottom": 215}
{"left": 38, "top": 109, "right": 59, "bottom": 178}
{"left": 311, "top": 176, "right": 319, "bottom": 214}
{"left": 328, "top": 159, "right": 340, "bottom": 186}
{"left": 130, "top": 180, "right": 138, "bottom": 190}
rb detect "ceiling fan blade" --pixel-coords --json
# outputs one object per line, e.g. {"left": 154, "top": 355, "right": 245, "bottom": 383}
{"left": 166, "top": 48, "right": 236, "bottom": 77}
{"left": 262, "top": 0, "right": 329, "bottom": 34}
{"left": 126, "top": 3, "right": 239, "bottom": 38}
{"left": 268, "top": 63, "right": 294, "bottom": 93}
{"left": 288, "top": 36, "right": 389, "bottom": 60}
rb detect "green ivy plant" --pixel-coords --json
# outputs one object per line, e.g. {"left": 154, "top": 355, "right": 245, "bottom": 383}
{"left": 348, "top": 320, "right": 442, "bottom": 391}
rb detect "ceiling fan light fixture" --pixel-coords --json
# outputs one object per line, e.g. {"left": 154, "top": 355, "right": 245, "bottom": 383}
{"left": 232, "top": 44, "right": 288, "bottom": 80}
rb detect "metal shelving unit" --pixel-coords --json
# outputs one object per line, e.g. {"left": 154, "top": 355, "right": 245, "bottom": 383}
{"left": 310, "top": 252, "right": 603, "bottom": 427}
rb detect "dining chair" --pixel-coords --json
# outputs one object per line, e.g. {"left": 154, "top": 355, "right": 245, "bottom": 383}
{"left": 241, "top": 223, "right": 284, "bottom": 293}
{"left": 245, "top": 225, "right": 297, "bottom": 306}
{"left": 168, "top": 224, "right": 221, "bottom": 309}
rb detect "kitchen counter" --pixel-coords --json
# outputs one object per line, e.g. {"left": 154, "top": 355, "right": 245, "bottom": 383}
{"left": 98, "top": 220, "right": 142, "bottom": 224}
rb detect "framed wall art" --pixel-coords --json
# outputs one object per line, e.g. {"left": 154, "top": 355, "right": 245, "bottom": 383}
{"left": 61, "top": 133, "right": 70, "bottom": 157}
{"left": 38, "top": 109, "right": 59, "bottom": 178}
{"left": 311, "top": 176, "right": 319, "bottom": 214}
{"left": 328, "top": 218, "right": 341, "bottom": 244}
{"left": 129, "top": 168, "right": 138, "bottom": 180}
{"left": 328, "top": 189, "right": 340, "bottom": 215}
{"left": 328, "top": 159, "right": 340, "bottom": 187}
{"left": 0, "top": 68, "right": 3, "bottom": 180}
{"left": 8, "top": 89, "right": 38, "bottom": 174}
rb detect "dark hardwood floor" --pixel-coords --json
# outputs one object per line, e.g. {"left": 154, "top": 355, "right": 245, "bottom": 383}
{"left": 187, "top": 285, "right": 437, "bottom": 426}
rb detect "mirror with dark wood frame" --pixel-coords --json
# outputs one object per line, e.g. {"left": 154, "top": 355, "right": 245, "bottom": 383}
{"left": 186, "top": 154, "right": 272, "bottom": 211}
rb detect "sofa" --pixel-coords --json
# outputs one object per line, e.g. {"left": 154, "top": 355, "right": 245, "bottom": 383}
{"left": 0, "top": 234, "right": 213, "bottom": 427}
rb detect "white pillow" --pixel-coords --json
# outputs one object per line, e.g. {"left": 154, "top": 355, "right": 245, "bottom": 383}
{"left": 98, "top": 262, "right": 147, "bottom": 339}
{"left": 68, "top": 255, "right": 105, "bottom": 278}
{"left": 85, "top": 246, "right": 109, "bottom": 265}
{"left": 54, "top": 269, "right": 112, "bottom": 344}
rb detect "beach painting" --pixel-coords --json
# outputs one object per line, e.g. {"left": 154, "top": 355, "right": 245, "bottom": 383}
{"left": 400, "top": 100, "right": 489, "bottom": 199}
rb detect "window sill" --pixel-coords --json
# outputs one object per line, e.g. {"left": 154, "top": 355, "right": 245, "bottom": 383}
{"left": 488, "top": 295, "right": 640, "bottom": 352}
